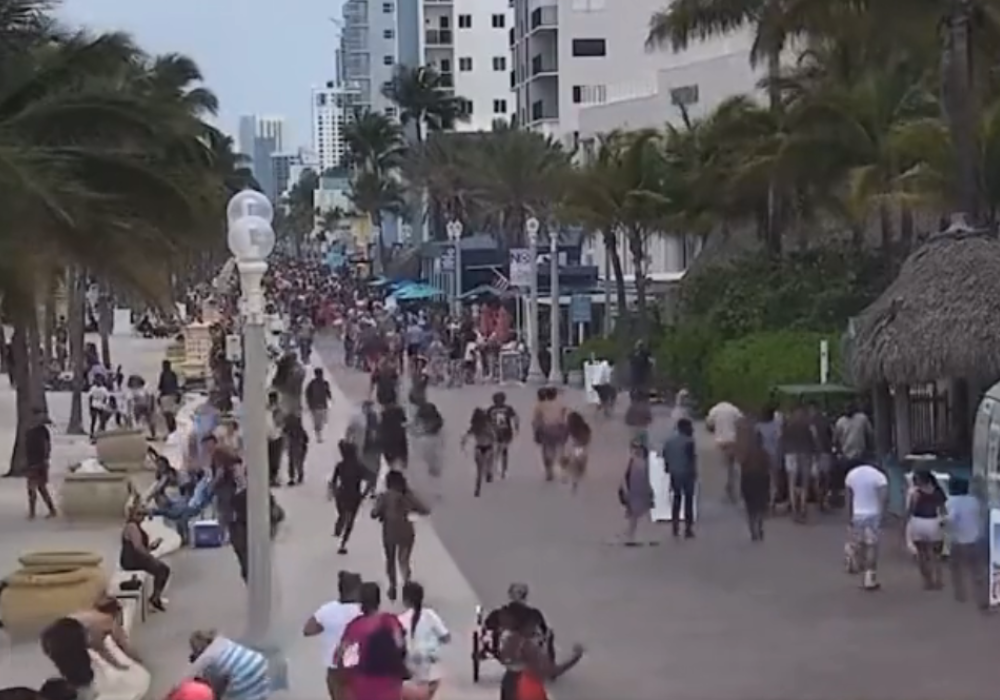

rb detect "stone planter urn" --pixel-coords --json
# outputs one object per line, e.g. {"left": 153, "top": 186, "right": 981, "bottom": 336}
{"left": 95, "top": 428, "right": 148, "bottom": 471}
{"left": 18, "top": 550, "right": 108, "bottom": 599}
{"left": 0, "top": 566, "right": 105, "bottom": 640}
{"left": 60, "top": 472, "right": 132, "bottom": 520}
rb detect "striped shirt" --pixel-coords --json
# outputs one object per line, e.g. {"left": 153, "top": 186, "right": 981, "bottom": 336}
{"left": 192, "top": 636, "right": 269, "bottom": 700}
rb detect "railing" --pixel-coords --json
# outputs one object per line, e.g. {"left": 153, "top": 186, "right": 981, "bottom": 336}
{"left": 530, "top": 101, "right": 558, "bottom": 122}
{"left": 425, "top": 29, "right": 454, "bottom": 46}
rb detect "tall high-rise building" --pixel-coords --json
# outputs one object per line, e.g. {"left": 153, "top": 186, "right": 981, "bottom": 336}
{"left": 237, "top": 115, "right": 288, "bottom": 202}
{"left": 312, "top": 82, "right": 360, "bottom": 172}
{"left": 337, "top": 0, "right": 513, "bottom": 131}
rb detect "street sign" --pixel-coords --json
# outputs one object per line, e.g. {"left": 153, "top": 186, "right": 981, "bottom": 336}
{"left": 440, "top": 246, "right": 456, "bottom": 272}
{"left": 509, "top": 248, "right": 532, "bottom": 287}
{"left": 570, "top": 294, "right": 592, "bottom": 324}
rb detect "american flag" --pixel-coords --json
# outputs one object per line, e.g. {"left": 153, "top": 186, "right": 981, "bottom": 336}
{"left": 491, "top": 267, "right": 511, "bottom": 293}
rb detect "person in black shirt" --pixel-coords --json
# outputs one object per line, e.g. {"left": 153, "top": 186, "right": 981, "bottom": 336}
{"left": 25, "top": 408, "right": 56, "bottom": 519}
{"left": 380, "top": 404, "right": 408, "bottom": 469}
{"left": 305, "top": 367, "right": 332, "bottom": 443}
{"left": 329, "top": 440, "right": 366, "bottom": 553}
{"left": 157, "top": 360, "right": 181, "bottom": 434}
{"left": 370, "top": 357, "right": 398, "bottom": 408}
{"left": 629, "top": 340, "right": 652, "bottom": 399}
{"left": 486, "top": 392, "right": 519, "bottom": 479}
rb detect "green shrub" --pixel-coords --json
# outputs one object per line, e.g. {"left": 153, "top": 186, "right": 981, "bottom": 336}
{"left": 654, "top": 319, "right": 720, "bottom": 401}
{"left": 704, "top": 330, "right": 841, "bottom": 411}
{"left": 566, "top": 335, "right": 620, "bottom": 369}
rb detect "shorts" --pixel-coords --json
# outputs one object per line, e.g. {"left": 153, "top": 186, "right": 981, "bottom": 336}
{"left": 811, "top": 453, "right": 832, "bottom": 478}
{"left": 849, "top": 515, "right": 881, "bottom": 546}
{"left": 908, "top": 516, "right": 943, "bottom": 542}
{"left": 406, "top": 344, "right": 421, "bottom": 358}
{"left": 783, "top": 453, "right": 811, "bottom": 486}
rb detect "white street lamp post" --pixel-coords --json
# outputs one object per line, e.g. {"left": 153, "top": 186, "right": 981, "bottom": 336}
{"left": 226, "top": 190, "right": 285, "bottom": 686}
{"left": 525, "top": 217, "right": 545, "bottom": 383}
{"left": 447, "top": 220, "right": 463, "bottom": 316}
{"left": 549, "top": 231, "right": 561, "bottom": 383}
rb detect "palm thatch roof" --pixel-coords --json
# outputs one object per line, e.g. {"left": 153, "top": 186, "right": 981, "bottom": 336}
{"left": 848, "top": 220, "right": 1000, "bottom": 388}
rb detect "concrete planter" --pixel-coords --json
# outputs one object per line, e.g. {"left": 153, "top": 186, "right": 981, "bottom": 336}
{"left": 95, "top": 429, "right": 148, "bottom": 472}
{"left": 19, "top": 550, "right": 104, "bottom": 571}
{"left": 60, "top": 472, "right": 132, "bottom": 520}
{"left": 0, "top": 566, "right": 105, "bottom": 639}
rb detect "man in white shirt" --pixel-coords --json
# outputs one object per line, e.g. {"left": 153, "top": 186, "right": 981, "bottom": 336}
{"left": 706, "top": 401, "right": 744, "bottom": 503}
{"left": 844, "top": 462, "right": 888, "bottom": 590}
{"left": 302, "top": 571, "right": 363, "bottom": 700}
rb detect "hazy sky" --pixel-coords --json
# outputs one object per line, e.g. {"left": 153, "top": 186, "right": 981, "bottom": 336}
{"left": 58, "top": 0, "right": 344, "bottom": 148}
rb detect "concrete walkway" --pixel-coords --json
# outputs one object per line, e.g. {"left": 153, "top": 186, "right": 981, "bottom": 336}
{"left": 134, "top": 350, "right": 493, "bottom": 699}
{"left": 0, "top": 334, "right": 172, "bottom": 688}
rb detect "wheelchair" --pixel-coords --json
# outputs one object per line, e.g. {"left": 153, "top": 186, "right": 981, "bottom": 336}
{"left": 471, "top": 603, "right": 555, "bottom": 682}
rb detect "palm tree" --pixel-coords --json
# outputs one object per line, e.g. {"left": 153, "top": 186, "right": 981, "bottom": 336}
{"left": 466, "top": 125, "right": 570, "bottom": 247}
{"left": 281, "top": 169, "right": 320, "bottom": 256}
{"left": 381, "top": 64, "right": 466, "bottom": 143}
{"left": 404, "top": 132, "right": 480, "bottom": 239}
{"left": 0, "top": 26, "right": 226, "bottom": 471}
{"left": 349, "top": 171, "right": 406, "bottom": 271}
{"left": 344, "top": 109, "right": 406, "bottom": 175}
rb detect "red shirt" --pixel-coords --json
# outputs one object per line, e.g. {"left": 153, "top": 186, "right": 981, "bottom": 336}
{"left": 337, "top": 612, "right": 406, "bottom": 700}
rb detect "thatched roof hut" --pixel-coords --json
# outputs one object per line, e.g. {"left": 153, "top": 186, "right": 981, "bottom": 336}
{"left": 848, "top": 222, "right": 1000, "bottom": 388}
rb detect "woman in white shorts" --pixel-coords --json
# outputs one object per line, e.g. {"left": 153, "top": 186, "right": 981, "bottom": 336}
{"left": 907, "top": 470, "right": 947, "bottom": 590}
{"left": 399, "top": 581, "right": 450, "bottom": 699}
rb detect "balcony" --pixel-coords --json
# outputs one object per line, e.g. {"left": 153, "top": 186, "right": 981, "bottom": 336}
{"left": 529, "top": 5, "right": 558, "bottom": 31}
{"left": 439, "top": 72, "right": 454, "bottom": 88}
{"left": 530, "top": 55, "right": 558, "bottom": 77}
{"left": 529, "top": 100, "right": 558, "bottom": 123}
{"left": 425, "top": 28, "right": 453, "bottom": 46}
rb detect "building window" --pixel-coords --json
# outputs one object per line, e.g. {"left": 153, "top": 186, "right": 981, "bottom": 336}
{"left": 670, "top": 84, "right": 700, "bottom": 106}
{"left": 382, "top": 2, "right": 394, "bottom": 12}
{"left": 459, "top": 57, "right": 473, "bottom": 71}
{"left": 385, "top": 106, "right": 398, "bottom": 117}
{"left": 458, "top": 14, "right": 472, "bottom": 28}
{"left": 571, "top": 38, "right": 606, "bottom": 57}
{"left": 381, "top": 80, "right": 393, "bottom": 93}
{"left": 493, "top": 99, "right": 507, "bottom": 114}
{"left": 492, "top": 56, "right": 506, "bottom": 71}
{"left": 491, "top": 13, "right": 506, "bottom": 28}
{"left": 571, "top": 0, "right": 605, "bottom": 10}
{"left": 316, "top": 94, "right": 327, "bottom": 106}
{"left": 383, "top": 55, "right": 395, "bottom": 65}
{"left": 383, "top": 28, "right": 394, "bottom": 39}
{"left": 459, "top": 99, "right": 474, "bottom": 115}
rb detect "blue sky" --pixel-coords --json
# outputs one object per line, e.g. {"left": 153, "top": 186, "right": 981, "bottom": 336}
{"left": 58, "top": 0, "right": 343, "bottom": 149}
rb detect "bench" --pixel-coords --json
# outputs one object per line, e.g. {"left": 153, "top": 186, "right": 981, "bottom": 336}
{"left": 108, "top": 570, "right": 152, "bottom": 623}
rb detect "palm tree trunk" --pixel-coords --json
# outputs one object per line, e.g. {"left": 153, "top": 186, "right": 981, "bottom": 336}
{"left": 373, "top": 211, "right": 387, "bottom": 275}
{"left": 900, "top": 205, "right": 915, "bottom": 253}
{"left": 67, "top": 267, "right": 86, "bottom": 435}
{"left": 628, "top": 228, "right": 649, "bottom": 339}
{"left": 6, "top": 322, "right": 31, "bottom": 476}
{"left": 878, "top": 202, "right": 894, "bottom": 254}
{"left": 97, "top": 286, "right": 113, "bottom": 368}
{"left": 42, "top": 279, "right": 56, "bottom": 371}
{"left": 942, "top": 3, "right": 982, "bottom": 221}
{"left": 604, "top": 233, "right": 629, "bottom": 324}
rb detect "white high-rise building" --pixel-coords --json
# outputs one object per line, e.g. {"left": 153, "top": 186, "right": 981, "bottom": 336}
{"left": 421, "top": 0, "right": 514, "bottom": 131}
{"left": 312, "top": 82, "right": 359, "bottom": 171}
{"left": 510, "top": 0, "right": 756, "bottom": 147}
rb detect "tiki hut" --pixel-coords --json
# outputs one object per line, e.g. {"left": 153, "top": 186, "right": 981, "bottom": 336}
{"left": 848, "top": 217, "right": 1000, "bottom": 459}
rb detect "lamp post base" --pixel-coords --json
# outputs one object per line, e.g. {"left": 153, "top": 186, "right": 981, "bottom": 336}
{"left": 526, "top": 367, "right": 547, "bottom": 384}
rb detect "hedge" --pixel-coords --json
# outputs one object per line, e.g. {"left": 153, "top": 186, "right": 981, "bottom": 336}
{"left": 704, "top": 330, "right": 842, "bottom": 411}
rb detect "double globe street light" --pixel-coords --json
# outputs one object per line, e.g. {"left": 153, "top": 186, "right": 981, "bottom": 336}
{"left": 525, "top": 217, "right": 545, "bottom": 383}
{"left": 226, "top": 189, "right": 286, "bottom": 688}
{"left": 446, "top": 219, "right": 464, "bottom": 316}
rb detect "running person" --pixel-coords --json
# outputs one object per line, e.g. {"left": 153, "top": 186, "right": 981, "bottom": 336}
{"left": 562, "top": 411, "right": 591, "bottom": 493}
{"left": 486, "top": 392, "right": 519, "bottom": 479}
{"left": 532, "top": 387, "right": 568, "bottom": 482}
{"left": 461, "top": 408, "right": 496, "bottom": 497}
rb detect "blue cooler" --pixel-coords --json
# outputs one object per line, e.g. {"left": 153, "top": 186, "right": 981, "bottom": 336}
{"left": 190, "top": 519, "right": 225, "bottom": 548}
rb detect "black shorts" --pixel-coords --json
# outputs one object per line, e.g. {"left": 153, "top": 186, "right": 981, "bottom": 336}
{"left": 406, "top": 344, "right": 421, "bottom": 358}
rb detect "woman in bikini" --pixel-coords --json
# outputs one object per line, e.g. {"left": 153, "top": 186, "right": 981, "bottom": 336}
{"left": 531, "top": 387, "right": 567, "bottom": 482}
{"left": 461, "top": 408, "right": 496, "bottom": 498}
{"left": 561, "top": 411, "right": 591, "bottom": 493}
